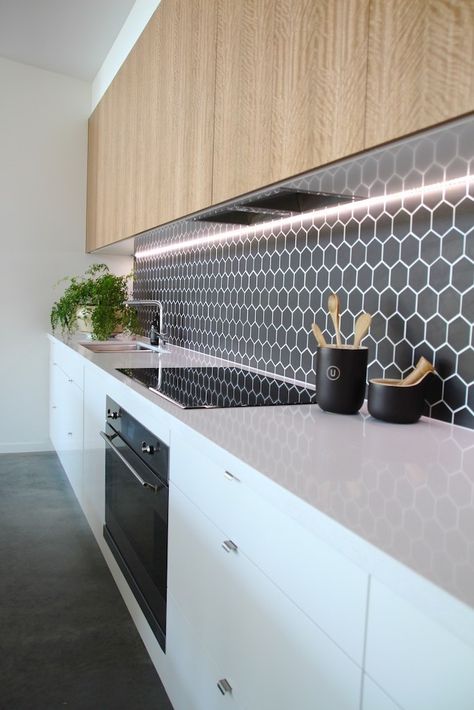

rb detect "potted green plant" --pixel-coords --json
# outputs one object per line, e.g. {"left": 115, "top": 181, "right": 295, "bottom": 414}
{"left": 50, "top": 263, "right": 138, "bottom": 341}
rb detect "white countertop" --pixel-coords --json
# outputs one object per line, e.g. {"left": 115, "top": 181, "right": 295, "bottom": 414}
{"left": 52, "top": 334, "right": 474, "bottom": 612}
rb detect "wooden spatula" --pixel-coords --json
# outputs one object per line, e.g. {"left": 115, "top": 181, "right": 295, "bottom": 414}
{"left": 400, "top": 356, "right": 435, "bottom": 386}
{"left": 311, "top": 323, "right": 327, "bottom": 348}
{"left": 353, "top": 312, "right": 372, "bottom": 348}
{"left": 328, "top": 293, "right": 342, "bottom": 346}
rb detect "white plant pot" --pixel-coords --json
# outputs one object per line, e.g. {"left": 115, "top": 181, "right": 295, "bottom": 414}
{"left": 76, "top": 307, "right": 94, "bottom": 333}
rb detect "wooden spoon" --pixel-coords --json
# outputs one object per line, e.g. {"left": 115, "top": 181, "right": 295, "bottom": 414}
{"left": 400, "top": 356, "right": 435, "bottom": 386}
{"left": 311, "top": 323, "right": 327, "bottom": 348}
{"left": 328, "top": 293, "right": 342, "bottom": 346}
{"left": 353, "top": 312, "right": 372, "bottom": 348}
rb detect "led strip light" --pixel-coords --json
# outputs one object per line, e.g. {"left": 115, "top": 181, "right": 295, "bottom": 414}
{"left": 135, "top": 174, "right": 474, "bottom": 259}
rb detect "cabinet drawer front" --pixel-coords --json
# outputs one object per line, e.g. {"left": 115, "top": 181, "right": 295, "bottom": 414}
{"left": 167, "top": 594, "right": 243, "bottom": 710}
{"left": 50, "top": 340, "right": 84, "bottom": 389}
{"left": 365, "top": 579, "right": 474, "bottom": 710}
{"left": 169, "top": 484, "right": 362, "bottom": 710}
{"left": 171, "top": 437, "right": 368, "bottom": 664}
{"left": 362, "top": 676, "right": 401, "bottom": 710}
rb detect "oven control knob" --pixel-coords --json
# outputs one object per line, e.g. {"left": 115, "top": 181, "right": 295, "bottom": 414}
{"left": 141, "top": 442, "right": 155, "bottom": 455}
{"left": 107, "top": 409, "right": 120, "bottom": 420}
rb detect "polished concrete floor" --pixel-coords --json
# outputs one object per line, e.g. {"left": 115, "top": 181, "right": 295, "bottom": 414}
{"left": 0, "top": 452, "right": 173, "bottom": 710}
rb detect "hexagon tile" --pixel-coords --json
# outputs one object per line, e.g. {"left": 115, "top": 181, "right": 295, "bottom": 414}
{"left": 134, "top": 115, "right": 474, "bottom": 429}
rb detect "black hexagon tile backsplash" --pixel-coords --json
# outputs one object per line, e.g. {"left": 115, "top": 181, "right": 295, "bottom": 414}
{"left": 134, "top": 116, "right": 474, "bottom": 429}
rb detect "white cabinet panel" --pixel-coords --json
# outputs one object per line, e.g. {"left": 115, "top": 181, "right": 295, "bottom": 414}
{"left": 49, "top": 341, "right": 84, "bottom": 503}
{"left": 166, "top": 594, "right": 243, "bottom": 710}
{"left": 362, "top": 675, "right": 402, "bottom": 710}
{"left": 82, "top": 364, "right": 108, "bottom": 545}
{"left": 49, "top": 360, "right": 63, "bottom": 451}
{"left": 57, "top": 378, "right": 83, "bottom": 502}
{"left": 365, "top": 579, "right": 474, "bottom": 710}
{"left": 171, "top": 436, "right": 368, "bottom": 664}
{"left": 50, "top": 339, "right": 84, "bottom": 390}
{"left": 169, "top": 483, "right": 362, "bottom": 710}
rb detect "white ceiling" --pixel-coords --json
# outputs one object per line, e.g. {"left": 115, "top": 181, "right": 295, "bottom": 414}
{"left": 0, "top": 0, "right": 136, "bottom": 81}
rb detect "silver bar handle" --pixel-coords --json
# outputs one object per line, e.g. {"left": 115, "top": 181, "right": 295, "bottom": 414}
{"left": 217, "top": 678, "right": 232, "bottom": 695}
{"left": 221, "top": 539, "right": 238, "bottom": 553}
{"left": 100, "top": 430, "right": 158, "bottom": 493}
{"left": 224, "top": 470, "right": 240, "bottom": 482}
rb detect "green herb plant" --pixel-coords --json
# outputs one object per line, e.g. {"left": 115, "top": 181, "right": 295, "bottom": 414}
{"left": 50, "top": 263, "right": 138, "bottom": 341}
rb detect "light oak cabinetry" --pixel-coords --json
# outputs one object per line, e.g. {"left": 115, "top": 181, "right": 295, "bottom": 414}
{"left": 365, "top": 0, "right": 474, "bottom": 148}
{"left": 132, "top": 0, "right": 216, "bottom": 235}
{"left": 213, "top": 0, "right": 370, "bottom": 204}
{"left": 86, "top": 0, "right": 474, "bottom": 249}
{"left": 212, "top": 0, "right": 275, "bottom": 204}
{"left": 86, "top": 0, "right": 216, "bottom": 251}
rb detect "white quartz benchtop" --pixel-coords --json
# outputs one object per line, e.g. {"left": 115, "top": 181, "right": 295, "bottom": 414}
{"left": 53, "top": 335, "right": 474, "bottom": 611}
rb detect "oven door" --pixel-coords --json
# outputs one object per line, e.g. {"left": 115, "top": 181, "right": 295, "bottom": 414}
{"left": 101, "top": 423, "right": 168, "bottom": 651}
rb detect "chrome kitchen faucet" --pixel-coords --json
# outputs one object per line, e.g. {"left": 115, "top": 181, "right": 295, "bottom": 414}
{"left": 125, "top": 300, "right": 167, "bottom": 348}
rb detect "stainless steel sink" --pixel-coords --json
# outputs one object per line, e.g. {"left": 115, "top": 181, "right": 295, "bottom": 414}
{"left": 79, "top": 341, "right": 154, "bottom": 353}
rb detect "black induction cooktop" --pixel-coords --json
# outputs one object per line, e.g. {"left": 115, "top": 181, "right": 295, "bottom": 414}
{"left": 117, "top": 366, "right": 317, "bottom": 409}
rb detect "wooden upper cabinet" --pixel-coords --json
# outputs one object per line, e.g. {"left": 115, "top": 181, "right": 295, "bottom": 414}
{"left": 270, "top": 0, "right": 369, "bottom": 186}
{"left": 86, "top": 0, "right": 217, "bottom": 251}
{"left": 365, "top": 0, "right": 474, "bottom": 149}
{"left": 87, "top": 0, "right": 474, "bottom": 250}
{"left": 133, "top": 0, "right": 217, "bottom": 233}
{"left": 213, "top": 0, "right": 276, "bottom": 205}
{"left": 86, "top": 100, "right": 100, "bottom": 252}
{"left": 212, "top": 0, "right": 370, "bottom": 205}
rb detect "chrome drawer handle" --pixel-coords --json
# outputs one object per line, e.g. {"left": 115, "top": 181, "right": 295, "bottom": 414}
{"left": 221, "top": 539, "right": 238, "bottom": 553}
{"left": 217, "top": 678, "right": 232, "bottom": 695}
{"left": 224, "top": 470, "right": 240, "bottom": 482}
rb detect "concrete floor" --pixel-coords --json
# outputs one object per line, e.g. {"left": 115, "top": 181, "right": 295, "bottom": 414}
{"left": 0, "top": 452, "right": 173, "bottom": 710}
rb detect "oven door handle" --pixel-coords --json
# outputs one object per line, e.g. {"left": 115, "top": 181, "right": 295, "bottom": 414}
{"left": 100, "top": 430, "right": 160, "bottom": 493}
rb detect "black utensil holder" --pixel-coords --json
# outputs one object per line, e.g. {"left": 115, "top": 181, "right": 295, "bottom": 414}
{"left": 316, "top": 346, "right": 368, "bottom": 415}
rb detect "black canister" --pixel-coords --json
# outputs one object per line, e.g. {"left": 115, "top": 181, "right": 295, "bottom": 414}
{"left": 316, "top": 346, "right": 368, "bottom": 414}
{"left": 368, "top": 373, "right": 432, "bottom": 424}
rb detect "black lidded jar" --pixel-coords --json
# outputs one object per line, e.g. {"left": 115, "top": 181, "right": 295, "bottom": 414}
{"left": 367, "top": 374, "right": 432, "bottom": 424}
{"left": 316, "top": 345, "right": 368, "bottom": 415}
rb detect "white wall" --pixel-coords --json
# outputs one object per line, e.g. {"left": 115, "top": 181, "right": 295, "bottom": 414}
{"left": 91, "top": 0, "right": 161, "bottom": 111}
{"left": 0, "top": 56, "right": 132, "bottom": 452}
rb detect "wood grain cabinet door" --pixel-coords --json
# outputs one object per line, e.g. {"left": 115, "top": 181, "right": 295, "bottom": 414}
{"left": 365, "top": 0, "right": 474, "bottom": 149}
{"left": 86, "top": 0, "right": 217, "bottom": 251}
{"left": 86, "top": 39, "right": 144, "bottom": 250}
{"left": 133, "top": 0, "right": 217, "bottom": 234}
{"left": 213, "top": 0, "right": 369, "bottom": 205}
{"left": 270, "top": 0, "right": 369, "bottom": 186}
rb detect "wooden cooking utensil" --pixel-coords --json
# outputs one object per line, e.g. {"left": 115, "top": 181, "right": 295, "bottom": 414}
{"left": 353, "top": 312, "right": 372, "bottom": 348}
{"left": 328, "top": 293, "right": 342, "bottom": 346}
{"left": 400, "top": 356, "right": 435, "bottom": 386}
{"left": 311, "top": 323, "right": 327, "bottom": 348}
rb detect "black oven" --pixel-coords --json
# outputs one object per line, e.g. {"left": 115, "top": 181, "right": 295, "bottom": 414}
{"left": 101, "top": 396, "right": 169, "bottom": 652}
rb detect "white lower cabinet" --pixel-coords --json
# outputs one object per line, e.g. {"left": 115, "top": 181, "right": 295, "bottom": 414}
{"left": 166, "top": 594, "right": 243, "bottom": 710}
{"left": 48, "top": 337, "right": 474, "bottom": 710}
{"left": 82, "top": 363, "right": 108, "bottom": 545}
{"left": 168, "top": 482, "right": 362, "bottom": 710}
{"left": 362, "top": 675, "right": 401, "bottom": 710}
{"left": 171, "top": 435, "right": 368, "bottom": 665}
{"left": 49, "top": 348, "right": 83, "bottom": 503}
{"left": 365, "top": 579, "right": 474, "bottom": 710}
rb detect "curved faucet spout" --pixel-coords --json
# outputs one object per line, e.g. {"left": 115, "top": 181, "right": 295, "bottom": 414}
{"left": 125, "top": 300, "right": 166, "bottom": 348}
